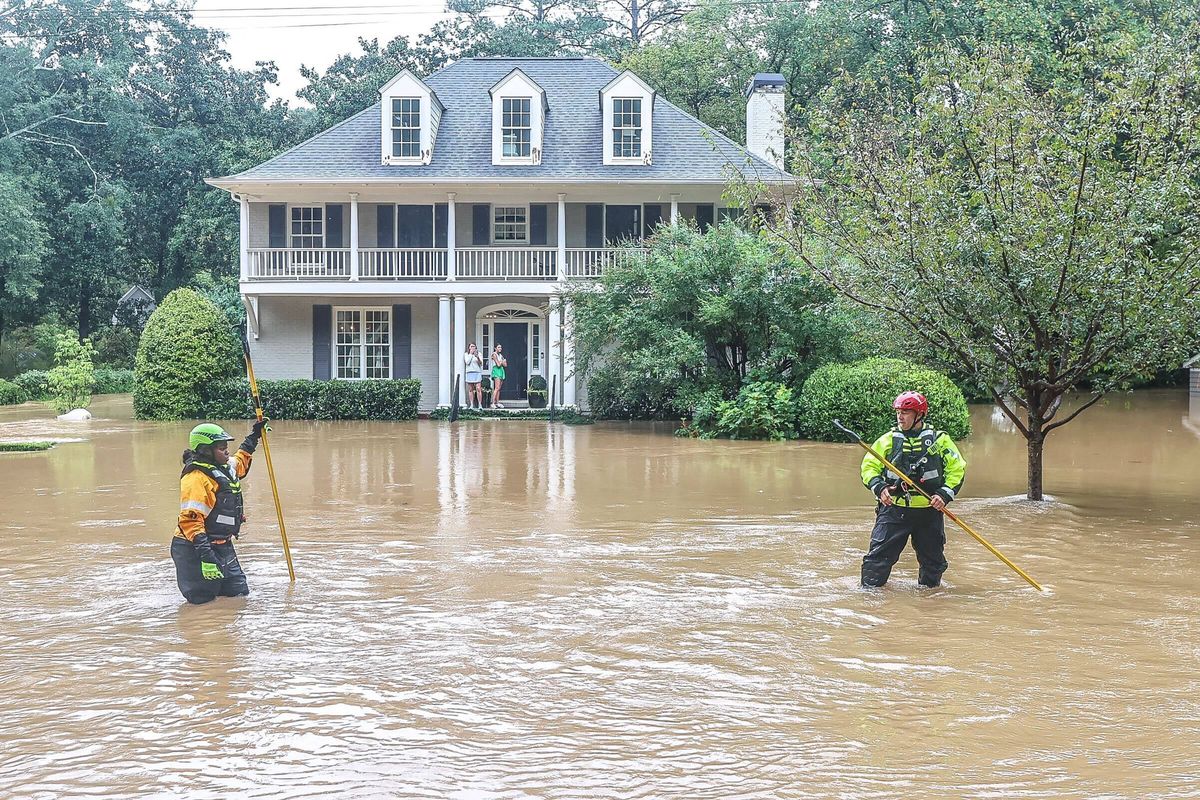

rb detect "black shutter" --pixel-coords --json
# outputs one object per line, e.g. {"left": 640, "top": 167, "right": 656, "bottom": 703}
{"left": 696, "top": 204, "right": 715, "bottom": 233}
{"left": 268, "top": 204, "right": 287, "bottom": 248}
{"left": 530, "top": 204, "right": 548, "bottom": 245}
{"left": 585, "top": 204, "right": 604, "bottom": 248}
{"left": 377, "top": 204, "right": 395, "bottom": 248}
{"left": 643, "top": 204, "right": 662, "bottom": 238}
{"left": 434, "top": 203, "right": 448, "bottom": 249}
{"left": 472, "top": 204, "right": 490, "bottom": 245}
{"left": 312, "top": 305, "right": 332, "bottom": 380}
{"left": 392, "top": 304, "right": 412, "bottom": 379}
{"left": 325, "top": 204, "right": 344, "bottom": 247}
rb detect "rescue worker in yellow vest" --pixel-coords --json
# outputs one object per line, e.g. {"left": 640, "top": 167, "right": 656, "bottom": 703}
{"left": 172, "top": 421, "right": 267, "bottom": 604}
{"left": 860, "top": 391, "right": 966, "bottom": 588}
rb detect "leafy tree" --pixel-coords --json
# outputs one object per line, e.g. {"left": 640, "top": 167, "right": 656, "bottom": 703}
{"left": 771, "top": 33, "right": 1200, "bottom": 499}
{"left": 46, "top": 330, "right": 95, "bottom": 413}
{"left": 0, "top": 176, "right": 47, "bottom": 337}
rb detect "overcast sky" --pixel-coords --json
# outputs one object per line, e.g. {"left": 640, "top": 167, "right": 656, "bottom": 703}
{"left": 190, "top": 0, "right": 455, "bottom": 104}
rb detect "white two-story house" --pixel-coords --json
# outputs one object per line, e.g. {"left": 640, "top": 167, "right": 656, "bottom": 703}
{"left": 206, "top": 58, "right": 790, "bottom": 411}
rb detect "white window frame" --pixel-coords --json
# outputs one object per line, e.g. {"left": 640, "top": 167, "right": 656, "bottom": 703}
{"left": 390, "top": 97, "right": 421, "bottom": 160}
{"left": 492, "top": 204, "right": 529, "bottom": 244}
{"left": 289, "top": 203, "right": 325, "bottom": 249}
{"left": 501, "top": 97, "right": 532, "bottom": 159}
{"left": 333, "top": 306, "right": 392, "bottom": 381}
{"left": 611, "top": 97, "right": 643, "bottom": 159}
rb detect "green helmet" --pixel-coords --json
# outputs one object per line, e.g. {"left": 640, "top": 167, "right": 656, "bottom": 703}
{"left": 189, "top": 423, "right": 235, "bottom": 451}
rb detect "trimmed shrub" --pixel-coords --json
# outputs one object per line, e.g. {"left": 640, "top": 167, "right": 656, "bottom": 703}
{"left": 199, "top": 378, "right": 421, "bottom": 421}
{"left": 798, "top": 357, "right": 970, "bottom": 441}
{"left": 13, "top": 370, "right": 49, "bottom": 399}
{"left": 0, "top": 379, "right": 28, "bottom": 406}
{"left": 93, "top": 368, "right": 135, "bottom": 394}
{"left": 134, "top": 288, "right": 243, "bottom": 420}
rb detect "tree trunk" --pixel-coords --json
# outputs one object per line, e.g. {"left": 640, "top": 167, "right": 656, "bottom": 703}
{"left": 1026, "top": 423, "right": 1045, "bottom": 501}
{"left": 79, "top": 287, "right": 92, "bottom": 339}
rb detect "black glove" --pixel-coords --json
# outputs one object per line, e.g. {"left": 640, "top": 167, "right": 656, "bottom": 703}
{"left": 251, "top": 418, "right": 271, "bottom": 437}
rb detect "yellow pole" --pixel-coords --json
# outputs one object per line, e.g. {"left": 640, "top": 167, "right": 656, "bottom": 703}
{"left": 244, "top": 340, "right": 296, "bottom": 582}
{"left": 834, "top": 419, "right": 1043, "bottom": 592}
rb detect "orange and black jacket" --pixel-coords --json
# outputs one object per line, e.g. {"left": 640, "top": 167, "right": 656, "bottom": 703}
{"left": 174, "top": 448, "right": 253, "bottom": 561}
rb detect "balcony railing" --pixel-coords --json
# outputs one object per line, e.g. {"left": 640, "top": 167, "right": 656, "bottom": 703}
{"left": 246, "top": 247, "right": 645, "bottom": 282}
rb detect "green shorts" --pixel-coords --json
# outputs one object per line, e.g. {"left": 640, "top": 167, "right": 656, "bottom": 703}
{"left": 491, "top": 366, "right": 506, "bottom": 380}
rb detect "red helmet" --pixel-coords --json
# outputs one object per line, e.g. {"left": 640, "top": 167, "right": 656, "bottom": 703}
{"left": 892, "top": 391, "right": 928, "bottom": 415}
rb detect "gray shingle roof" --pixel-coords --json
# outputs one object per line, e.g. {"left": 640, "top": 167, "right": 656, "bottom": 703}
{"left": 217, "top": 57, "right": 790, "bottom": 184}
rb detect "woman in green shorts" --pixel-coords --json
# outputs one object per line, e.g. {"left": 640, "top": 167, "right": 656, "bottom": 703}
{"left": 490, "top": 343, "right": 507, "bottom": 408}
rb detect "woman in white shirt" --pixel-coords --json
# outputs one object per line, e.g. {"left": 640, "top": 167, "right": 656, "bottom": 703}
{"left": 463, "top": 343, "right": 484, "bottom": 409}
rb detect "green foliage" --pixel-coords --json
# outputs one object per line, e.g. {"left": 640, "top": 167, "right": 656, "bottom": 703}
{"left": 46, "top": 332, "right": 96, "bottom": 414}
{"left": 0, "top": 379, "right": 28, "bottom": 406}
{"left": 0, "top": 441, "right": 54, "bottom": 452}
{"left": 798, "top": 358, "right": 971, "bottom": 442}
{"left": 568, "top": 223, "right": 865, "bottom": 422}
{"left": 688, "top": 380, "right": 797, "bottom": 441}
{"left": 12, "top": 370, "right": 49, "bottom": 399}
{"left": 134, "top": 289, "right": 243, "bottom": 420}
{"left": 93, "top": 368, "right": 135, "bottom": 395}
{"left": 91, "top": 326, "right": 141, "bottom": 368}
{"left": 430, "top": 404, "right": 582, "bottom": 421}
{"left": 199, "top": 378, "right": 421, "bottom": 421}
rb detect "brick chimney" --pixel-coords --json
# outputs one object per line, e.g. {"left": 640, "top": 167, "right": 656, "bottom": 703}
{"left": 745, "top": 73, "right": 786, "bottom": 169}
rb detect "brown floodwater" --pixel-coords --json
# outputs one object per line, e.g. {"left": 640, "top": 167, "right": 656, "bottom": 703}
{"left": 1, "top": 390, "right": 1198, "bottom": 799}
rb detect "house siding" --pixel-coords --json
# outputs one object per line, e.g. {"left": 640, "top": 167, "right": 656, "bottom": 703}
{"left": 249, "top": 202, "right": 270, "bottom": 248}
{"left": 359, "top": 202, "right": 379, "bottom": 247}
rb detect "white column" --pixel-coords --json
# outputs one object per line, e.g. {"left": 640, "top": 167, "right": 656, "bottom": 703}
{"left": 349, "top": 192, "right": 359, "bottom": 281}
{"left": 238, "top": 196, "right": 249, "bottom": 281}
{"left": 547, "top": 301, "right": 562, "bottom": 406}
{"left": 556, "top": 192, "right": 567, "bottom": 280}
{"left": 563, "top": 299, "right": 577, "bottom": 407}
{"left": 446, "top": 192, "right": 457, "bottom": 281}
{"left": 670, "top": 193, "right": 680, "bottom": 225}
{"left": 453, "top": 295, "right": 466, "bottom": 404}
{"left": 438, "top": 295, "right": 452, "bottom": 406}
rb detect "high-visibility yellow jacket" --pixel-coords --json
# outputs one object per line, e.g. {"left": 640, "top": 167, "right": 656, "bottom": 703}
{"left": 175, "top": 449, "right": 253, "bottom": 548}
{"left": 860, "top": 426, "right": 966, "bottom": 508}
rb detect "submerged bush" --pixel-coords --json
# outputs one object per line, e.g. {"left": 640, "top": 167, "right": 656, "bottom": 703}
{"left": 199, "top": 377, "right": 421, "bottom": 421}
{"left": 0, "top": 379, "right": 28, "bottom": 406}
{"left": 93, "top": 368, "right": 135, "bottom": 394}
{"left": 46, "top": 332, "right": 95, "bottom": 414}
{"left": 798, "top": 358, "right": 970, "bottom": 441}
{"left": 134, "top": 288, "right": 242, "bottom": 420}
{"left": 13, "top": 370, "right": 49, "bottom": 399}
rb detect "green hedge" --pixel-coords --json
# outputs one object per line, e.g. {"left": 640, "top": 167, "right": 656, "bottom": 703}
{"left": 430, "top": 405, "right": 587, "bottom": 422}
{"left": 0, "top": 441, "right": 54, "bottom": 452}
{"left": 134, "top": 288, "right": 243, "bottom": 420}
{"left": 13, "top": 370, "right": 48, "bottom": 399}
{"left": 798, "top": 357, "right": 970, "bottom": 441}
{"left": 93, "top": 368, "right": 135, "bottom": 394}
{"left": 0, "top": 379, "right": 28, "bottom": 406}
{"left": 199, "top": 378, "right": 421, "bottom": 421}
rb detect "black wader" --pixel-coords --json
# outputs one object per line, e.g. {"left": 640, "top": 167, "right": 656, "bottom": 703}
{"left": 861, "top": 503, "right": 948, "bottom": 588}
{"left": 171, "top": 538, "right": 249, "bottom": 604}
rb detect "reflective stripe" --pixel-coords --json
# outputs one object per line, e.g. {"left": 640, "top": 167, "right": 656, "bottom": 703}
{"left": 941, "top": 486, "right": 956, "bottom": 499}
{"left": 215, "top": 514, "right": 237, "bottom": 526}
{"left": 181, "top": 500, "right": 213, "bottom": 515}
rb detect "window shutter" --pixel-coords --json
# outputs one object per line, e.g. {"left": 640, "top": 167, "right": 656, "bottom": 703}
{"left": 326, "top": 204, "right": 344, "bottom": 248}
{"left": 530, "top": 204, "right": 548, "bottom": 245}
{"left": 696, "top": 204, "right": 714, "bottom": 233}
{"left": 643, "top": 204, "right": 662, "bottom": 238}
{"left": 434, "top": 203, "right": 448, "bottom": 249}
{"left": 312, "top": 305, "right": 332, "bottom": 380}
{"left": 392, "top": 304, "right": 412, "bottom": 379}
{"left": 268, "top": 204, "right": 286, "bottom": 248}
{"left": 377, "top": 204, "right": 395, "bottom": 248}
{"left": 472, "top": 204, "right": 490, "bottom": 245}
{"left": 585, "top": 204, "right": 604, "bottom": 248}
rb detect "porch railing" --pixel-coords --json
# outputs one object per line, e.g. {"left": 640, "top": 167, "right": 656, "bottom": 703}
{"left": 564, "top": 247, "right": 645, "bottom": 278}
{"left": 360, "top": 248, "right": 448, "bottom": 279}
{"left": 455, "top": 247, "right": 559, "bottom": 280}
{"left": 248, "top": 248, "right": 351, "bottom": 279}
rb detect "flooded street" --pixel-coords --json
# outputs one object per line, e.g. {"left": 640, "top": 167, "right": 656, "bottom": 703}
{"left": 2, "top": 391, "right": 1198, "bottom": 799}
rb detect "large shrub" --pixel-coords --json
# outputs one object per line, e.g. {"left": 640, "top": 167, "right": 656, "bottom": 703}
{"left": 199, "top": 377, "right": 421, "bottom": 421}
{"left": 46, "top": 332, "right": 95, "bottom": 414}
{"left": 12, "top": 370, "right": 48, "bottom": 399}
{"left": 0, "top": 379, "right": 28, "bottom": 405}
{"left": 134, "top": 288, "right": 243, "bottom": 420}
{"left": 798, "top": 358, "right": 970, "bottom": 441}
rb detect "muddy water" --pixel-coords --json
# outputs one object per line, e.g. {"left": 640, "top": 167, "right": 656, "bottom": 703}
{"left": 1, "top": 391, "right": 1198, "bottom": 799}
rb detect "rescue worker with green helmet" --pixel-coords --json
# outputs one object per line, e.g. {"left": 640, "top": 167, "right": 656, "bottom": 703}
{"left": 172, "top": 420, "right": 267, "bottom": 604}
{"left": 859, "top": 391, "right": 966, "bottom": 588}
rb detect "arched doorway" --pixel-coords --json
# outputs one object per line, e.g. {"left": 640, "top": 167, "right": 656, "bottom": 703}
{"left": 476, "top": 303, "right": 545, "bottom": 402}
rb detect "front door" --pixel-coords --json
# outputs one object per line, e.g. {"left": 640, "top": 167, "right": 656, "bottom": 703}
{"left": 605, "top": 204, "right": 641, "bottom": 244}
{"left": 493, "top": 322, "right": 528, "bottom": 400}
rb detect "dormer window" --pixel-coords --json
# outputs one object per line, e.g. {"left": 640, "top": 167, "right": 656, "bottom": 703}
{"left": 600, "top": 70, "right": 655, "bottom": 166}
{"left": 391, "top": 98, "right": 421, "bottom": 159}
{"left": 502, "top": 98, "right": 532, "bottom": 158}
{"left": 491, "top": 69, "right": 546, "bottom": 165}
{"left": 378, "top": 70, "right": 442, "bottom": 165}
{"left": 612, "top": 98, "right": 642, "bottom": 158}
